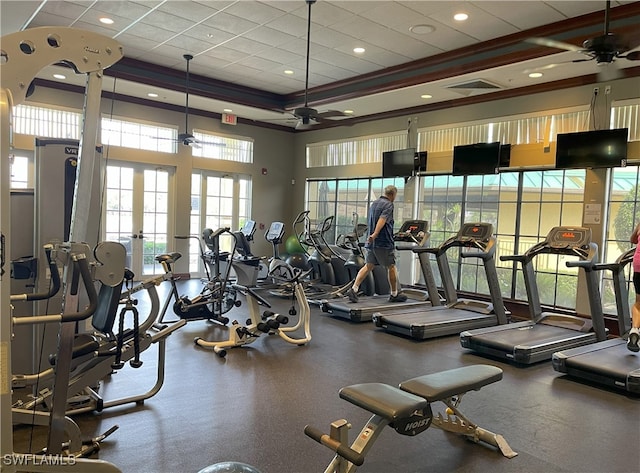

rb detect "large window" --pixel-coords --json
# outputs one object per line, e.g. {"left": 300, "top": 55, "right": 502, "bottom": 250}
{"left": 9, "top": 155, "right": 29, "bottom": 188}
{"left": 603, "top": 165, "right": 640, "bottom": 314}
{"left": 13, "top": 103, "right": 81, "bottom": 139}
{"left": 101, "top": 117, "right": 176, "bottom": 153}
{"left": 306, "top": 131, "right": 407, "bottom": 168}
{"left": 192, "top": 130, "right": 253, "bottom": 163}
{"left": 188, "top": 171, "right": 252, "bottom": 275}
{"left": 308, "top": 168, "right": 587, "bottom": 310}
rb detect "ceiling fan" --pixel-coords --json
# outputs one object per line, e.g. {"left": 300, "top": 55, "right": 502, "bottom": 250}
{"left": 525, "top": 1, "right": 640, "bottom": 80}
{"left": 290, "top": 0, "right": 351, "bottom": 130}
{"left": 173, "top": 54, "right": 224, "bottom": 148}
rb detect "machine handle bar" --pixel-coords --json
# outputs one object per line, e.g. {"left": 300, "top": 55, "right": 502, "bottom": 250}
{"left": 304, "top": 425, "right": 365, "bottom": 466}
{"left": 62, "top": 255, "right": 99, "bottom": 322}
{"left": 13, "top": 244, "right": 61, "bottom": 302}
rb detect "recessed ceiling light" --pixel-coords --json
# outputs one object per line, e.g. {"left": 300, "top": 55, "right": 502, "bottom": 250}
{"left": 284, "top": 70, "right": 294, "bottom": 75}
{"left": 53, "top": 73, "right": 66, "bottom": 80}
{"left": 528, "top": 72, "right": 543, "bottom": 78}
{"left": 421, "top": 94, "right": 433, "bottom": 99}
{"left": 454, "top": 13, "right": 469, "bottom": 21}
{"left": 223, "top": 108, "right": 233, "bottom": 113}
{"left": 343, "top": 110, "right": 354, "bottom": 115}
{"left": 99, "top": 17, "right": 114, "bottom": 25}
{"left": 409, "top": 24, "right": 435, "bottom": 35}
{"left": 353, "top": 47, "right": 365, "bottom": 54}
{"left": 147, "top": 92, "right": 159, "bottom": 98}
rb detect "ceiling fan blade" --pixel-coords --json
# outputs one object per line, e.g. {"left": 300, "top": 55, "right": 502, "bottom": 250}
{"left": 621, "top": 50, "right": 640, "bottom": 60}
{"left": 525, "top": 37, "right": 585, "bottom": 53}
{"left": 317, "top": 110, "right": 350, "bottom": 119}
{"left": 597, "top": 63, "right": 622, "bottom": 82}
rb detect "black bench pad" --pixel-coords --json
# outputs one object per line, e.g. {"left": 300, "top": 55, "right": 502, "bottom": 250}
{"left": 399, "top": 365, "right": 502, "bottom": 402}
{"left": 339, "top": 383, "right": 428, "bottom": 421}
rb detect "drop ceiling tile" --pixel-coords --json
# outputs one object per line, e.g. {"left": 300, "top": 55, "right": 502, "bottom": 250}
{"left": 200, "top": 12, "right": 260, "bottom": 35}
{"left": 29, "top": 12, "right": 77, "bottom": 28}
{"left": 359, "top": 2, "right": 432, "bottom": 31}
{"left": 265, "top": 13, "right": 309, "bottom": 38}
{"left": 258, "top": 47, "right": 304, "bottom": 66}
{"left": 312, "top": 26, "right": 360, "bottom": 50}
{"left": 37, "top": 1, "right": 94, "bottom": 21}
{"left": 139, "top": 10, "right": 196, "bottom": 34}
{"left": 332, "top": 42, "right": 414, "bottom": 68}
{"left": 224, "top": 1, "right": 290, "bottom": 24}
{"left": 182, "top": 25, "right": 236, "bottom": 46}
{"left": 91, "top": 1, "right": 159, "bottom": 19}
{"left": 156, "top": 1, "right": 224, "bottom": 23}
{"left": 474, "top": 1, "right": 567, "bottom": 30}
{"left": 242, "top": 26, "right": 297, "bottom": 47}
{"left": 224, "top": 36, "right": 271, "bottom": 56}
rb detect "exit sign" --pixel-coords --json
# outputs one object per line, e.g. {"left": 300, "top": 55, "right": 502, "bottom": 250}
{"left": 221, "top": 113, "right": 237, "bottom": 125}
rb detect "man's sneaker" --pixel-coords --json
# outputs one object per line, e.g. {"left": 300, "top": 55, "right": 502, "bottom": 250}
{"left": 388, "top": 292, "right": 408, "bottom": 303}
{"left": 627, "top": 330, "right": 640, "bottom": 353}
{"left": 346, "top": 287, "right": 359, "bottom": 303}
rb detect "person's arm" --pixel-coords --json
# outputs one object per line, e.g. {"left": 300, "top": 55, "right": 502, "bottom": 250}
{"left": 369, "top": 216, "right": 387, "bottom": 241}
{"left": 632, "top": 223, "right": 640, "bottom": 244}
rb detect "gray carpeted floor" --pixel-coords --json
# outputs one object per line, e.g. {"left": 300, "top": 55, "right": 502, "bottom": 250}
{"left": 12, "top": 280, "right": 640, "bottom": 473}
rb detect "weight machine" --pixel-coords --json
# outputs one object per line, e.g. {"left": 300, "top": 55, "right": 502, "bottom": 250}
{"left": 1, "top": 26, "right": 124, "bottom": 471}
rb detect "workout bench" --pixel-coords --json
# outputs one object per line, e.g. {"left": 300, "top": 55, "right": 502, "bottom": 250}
{"left": 305, "top": 364, "right": 517, "bottom": 473}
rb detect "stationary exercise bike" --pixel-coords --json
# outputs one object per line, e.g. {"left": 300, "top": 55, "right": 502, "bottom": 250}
{"left": 194, "top": 263, "right": 313, "bottom": 357}
{"left": 158, "top": 227, "right": 239, "bottom": 325}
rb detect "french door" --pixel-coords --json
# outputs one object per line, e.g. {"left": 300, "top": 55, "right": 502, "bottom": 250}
{"left": 104, "top": 162, "right": 174, "bottom": 277}
{"left": 189, "top": 171, "right": 252, "bottom": 276}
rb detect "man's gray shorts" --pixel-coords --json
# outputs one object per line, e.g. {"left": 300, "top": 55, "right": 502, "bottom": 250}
{"left": 365, "top": 247, "right": 396, "bottom": 267}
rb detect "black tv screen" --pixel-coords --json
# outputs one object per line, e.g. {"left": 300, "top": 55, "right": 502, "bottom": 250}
{"left": 415, "top": 151, "right": 427, "bottom": 173}
{"left": 452, "top": 142, "right": 500, "bottom": 176}
{"left": 555, "top": 128, "right": 628, "bottom": 169}
{"left": 382, "top": 148, "right": 416, "bottom": 178}
{"left": 499, "top": 144, "right": 511, "bottom": 168}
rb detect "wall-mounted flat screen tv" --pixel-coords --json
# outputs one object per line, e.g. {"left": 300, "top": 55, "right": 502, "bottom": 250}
{"left": 452, "top": 142, "right": 501, "bottom": 176}
{"left": 382, "top": 148, "right": 416, "bottom": 178}
{"left": 499, "top": 144, "right": 511, "bottom": 168}
{"left": 555, "top": 128, "right": 628, "bottom": 169}
{"left": 415, "top": 151, "right": 427, "bottom": 173}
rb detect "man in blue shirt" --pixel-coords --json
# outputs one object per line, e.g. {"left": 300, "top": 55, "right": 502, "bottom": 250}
{"left": 346, "top": 185, "right": 407, "bottom": 303}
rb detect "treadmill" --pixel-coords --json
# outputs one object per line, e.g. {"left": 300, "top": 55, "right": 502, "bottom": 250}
{"left": 552, "top": 247, "right": 640, "bottom": 393}
{"left": 373, "top": 222, "right": 509, "bottom": 339}
{"left": 460, "top": 226, "right": 607, "bottom": 364}
{"left": 319, "top": 220, "right": 441, "bottom": 322}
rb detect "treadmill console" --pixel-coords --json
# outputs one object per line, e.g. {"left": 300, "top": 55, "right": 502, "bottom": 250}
{"left": 394, "top": 220, "right": 429, "bottom": 246}
{"left": 457, "top": 222, "right": 493, "bottom": 244}
{"left": 265, "top": 221, "right": 285, "bottom": 243}
{"left": 546, "top": 226, "right": 591, "bottom": 250}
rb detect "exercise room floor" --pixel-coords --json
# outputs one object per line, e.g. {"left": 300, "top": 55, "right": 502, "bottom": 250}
{"left": 13, "top": 280, "right": 640, "bottom": 473}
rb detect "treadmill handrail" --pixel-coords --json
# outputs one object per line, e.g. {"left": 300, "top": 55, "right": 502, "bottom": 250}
{"left": 564, "top": 242, "right": 598, "bottom": 267}
{"left": 461, "top": 237, "right": 496, "bottom": 259}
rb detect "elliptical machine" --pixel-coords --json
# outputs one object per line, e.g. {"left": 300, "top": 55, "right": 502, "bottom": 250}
{"left": 336, "top": 213, "right": 378, "bottom": 297}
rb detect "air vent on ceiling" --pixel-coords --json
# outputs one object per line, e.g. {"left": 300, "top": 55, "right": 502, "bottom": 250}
{"left": 445, "top": 78, "right": 504, "bottom": 97}
{"left": 447, "top": 79, "right": 503, "bottom": 90}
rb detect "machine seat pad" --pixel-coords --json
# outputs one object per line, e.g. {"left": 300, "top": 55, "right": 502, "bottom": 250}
{"left": 400, "top": 365, "right": 502, "bottom": 403}
{"left": 155, "top": 252, "right": 181, "bottom": 264}
{"left": 339, "top": 383, "right": 428, "bottom": 421}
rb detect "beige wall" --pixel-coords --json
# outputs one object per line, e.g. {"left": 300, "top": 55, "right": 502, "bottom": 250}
{"left": 13, "top": 85, "right": 296, "bottom": 262}
{"left": 12, "top": 75, "right": 639, "bottom": 270}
